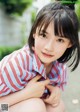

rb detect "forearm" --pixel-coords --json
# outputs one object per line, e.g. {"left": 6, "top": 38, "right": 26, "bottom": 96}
{"left": 0, "top": 75, "right": 48, "bottom": 107}
{"left": 0, "top": 89, "right": 32, "bottom": 107}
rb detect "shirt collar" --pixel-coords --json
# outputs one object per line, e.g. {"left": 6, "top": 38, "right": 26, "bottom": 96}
{"left": 32, "top": 52, "right": 47, "bottom": 79}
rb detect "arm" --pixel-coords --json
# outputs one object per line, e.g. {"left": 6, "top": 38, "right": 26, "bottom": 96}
{"left": 43, "top": 63, "right": 67, "bottom": 106}
{"left": 0, "top": 88, "right": 28, "bottom": 107}
{"left": 0, "top": 50, "right": 36, "bottom": 97}
{"left": 0, "top": 75, "right": 50, "bottom": 107}
{"left": 43, "top": 85, "right": 61, "bottom": 107}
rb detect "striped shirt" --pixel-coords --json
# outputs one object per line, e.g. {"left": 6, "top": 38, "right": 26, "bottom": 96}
{"left": 0, "top": 45, "right": 67, "bottom": 97}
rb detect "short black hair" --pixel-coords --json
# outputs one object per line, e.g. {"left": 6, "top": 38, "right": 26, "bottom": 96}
{"left": 28, "top": 2, "right": 80, "bottom": 71}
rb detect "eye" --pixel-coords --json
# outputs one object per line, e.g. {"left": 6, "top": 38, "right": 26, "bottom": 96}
{"left": 57, "top": 38, "right": 64, "bottom": 43}
{"left": 39, "top": 33, "right": 47, "bottom": 38}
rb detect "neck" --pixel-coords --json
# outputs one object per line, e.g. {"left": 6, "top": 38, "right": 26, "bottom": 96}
{"left": 44, "top": 63, "right": 53, "bottom": 75}
{"left": 44, "top": 63, "right": 52, "bottom": 68}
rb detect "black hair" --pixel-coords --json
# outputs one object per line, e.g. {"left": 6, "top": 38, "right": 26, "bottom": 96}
{"left": 55, "top": 0, "right": 78, "bottom": 10}
{"left": 28, "top": 2, "right": 80, "bottom": 71}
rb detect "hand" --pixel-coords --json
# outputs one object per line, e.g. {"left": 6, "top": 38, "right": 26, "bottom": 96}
{"left": 23, "top": 75, "right": 50, "bottom": 99}
{"left": 43, "top": 85, "right": 61, "bottom": 107}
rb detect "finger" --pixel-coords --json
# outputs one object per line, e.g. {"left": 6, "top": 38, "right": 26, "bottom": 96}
{"left": 52, "top": 98, "right": 60, "bottom": 106}
{"left": 43, "top": 98, "right": 52, "bottom": 104}
{"left": 45, "top": 85, "right": 53, "bottom": 92}
{"left": 30, "top": 75, "right": 42, "bottom": 83}
{"left": 43, "top": 95, "right": 58, "bottom": 105}
{"left": 52, "top": 96, "right": 60, "bottom": 104}
{"left": 44, "top": 92, "right": 56, "bottom": 102}
{"left": 51, "top": 101, "right": 60, "bottom": 107}
{"left": 51, "top": 94, "right": 60, "bottom": 106}
{"left": 42, "top": 79, "right": 50, "bottom": 86}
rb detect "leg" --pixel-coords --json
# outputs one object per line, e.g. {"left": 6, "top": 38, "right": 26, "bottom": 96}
{"left": 9, "top": 98, "right": 47, "bottom": 112}
{"left": 46, "top": 100, "right": 65, "bottom": 112}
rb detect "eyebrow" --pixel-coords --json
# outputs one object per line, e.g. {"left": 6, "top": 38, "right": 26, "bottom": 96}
{"left": 40, "top": 30, "right": 48, "bottom": 34}
{"left": 40, "top": 30, "right": 67, "bottom": 39}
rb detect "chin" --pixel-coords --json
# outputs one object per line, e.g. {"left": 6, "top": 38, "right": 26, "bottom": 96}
{"left": 40, "top": 59, "right": 52, "bottom": 64}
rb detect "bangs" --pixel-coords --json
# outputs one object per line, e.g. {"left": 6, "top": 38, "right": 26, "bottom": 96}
{"left": 36, "top": 10, "right": 75, "bottom": 44}
{"left": 54, "top": 11, "right": 75, "bottom": 43}
{"left": 36, "top": 13, "right": 54, "bottom": 34}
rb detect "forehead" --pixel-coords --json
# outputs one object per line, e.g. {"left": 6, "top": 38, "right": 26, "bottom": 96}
{"left": 37, "top": 21, "right": 65, "bottom": 39}
{"left": 35, "top": 10, "right": 74, "bottom": 42}
{"left": 38, "top": 22, "right": 54, "bottom": 31}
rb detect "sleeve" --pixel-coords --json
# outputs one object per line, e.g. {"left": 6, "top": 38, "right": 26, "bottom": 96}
{"left": 0, "top": 70, "right": 12, "bottom": 96}
{"left": 57, "top": 63, "right": 68, "bottom": 91}
{"left": 0, "top": 50, "right": 35, "bottom": 97}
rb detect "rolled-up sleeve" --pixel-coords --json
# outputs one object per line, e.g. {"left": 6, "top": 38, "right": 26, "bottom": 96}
{"left": 58, "top": 64, "right": 68, "bottom": 91}
{"left": 50, "top": 62, "right": 68, "bottom": 91}
{"left": 0, "top": 49, "right": 35, "bottom": 97}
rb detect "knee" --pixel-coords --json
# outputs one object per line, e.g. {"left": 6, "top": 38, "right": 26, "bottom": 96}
{"left": 59, "top": 100, "right": 65, "bottom": 112}
{"left": 46, "top": 100, "right": 65, "bottom": 112}
{"left": 53, "top": 100, "right": 65, "bottom": 112}
{"left": 10, "top": 98, "right": 47, "bottom": 112}
{"left": 27, "top": 98, "right": 47, "bottom": 112}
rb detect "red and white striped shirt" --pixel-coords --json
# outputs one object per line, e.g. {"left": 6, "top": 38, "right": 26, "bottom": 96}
{"left": 0, "top": 45, "right": 67, "bottom": 97}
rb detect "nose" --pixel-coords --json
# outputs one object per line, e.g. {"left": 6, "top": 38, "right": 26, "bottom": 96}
{"left": 44, "top": 40, "right": 54, "bottom": 52}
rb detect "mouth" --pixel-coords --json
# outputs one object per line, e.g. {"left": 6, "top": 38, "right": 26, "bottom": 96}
{"left": 42, "top": 52, "right": 53, "bottom": 58}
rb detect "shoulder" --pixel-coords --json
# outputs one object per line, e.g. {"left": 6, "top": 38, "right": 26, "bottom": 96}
{"left": 0, "top": 45, "right": 32, "bottom": 68}
{"left": 54, "top": 61, "right": 67, "bottom": 68}
{"left": 52, "top": 61, "right": 67, "bottom": 74}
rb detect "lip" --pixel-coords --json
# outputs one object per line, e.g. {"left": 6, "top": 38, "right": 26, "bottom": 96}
{"left": 42, "top": 52, "right": 53, "bottom": 58}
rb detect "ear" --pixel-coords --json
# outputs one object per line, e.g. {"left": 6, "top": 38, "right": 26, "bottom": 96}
{"left": 33, "top": 28, "right": 39, "bottom": 39}
{"left": 67, "top": 42, "right": 72, "bottom": 48}
{"left": 33, "top": 33, "right": 35, "bottom": 39}
{"left": 33, "top": 31, "right": 38, "bottom": 39}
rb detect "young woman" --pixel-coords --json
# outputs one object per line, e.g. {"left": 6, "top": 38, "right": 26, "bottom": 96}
{"left": 0, "top": 2, "right": 80, "bottom": 112}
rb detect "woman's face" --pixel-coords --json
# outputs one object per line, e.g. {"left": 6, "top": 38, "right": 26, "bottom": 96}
{"left": 33, "top": 22, "right": 72, "bottom": 67}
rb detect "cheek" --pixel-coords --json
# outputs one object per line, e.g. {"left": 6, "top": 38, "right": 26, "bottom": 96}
{"left": 34, "top": 40, "right": 42, "bottom": 53}
{"left": 35, "top": 44, "right": 40, "bottom": 51}
{"left": 35, "top": 39, "right": 45, "bottom": 49}
{"left": 56, "top": 46, "right": 68, "bottom": 56}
